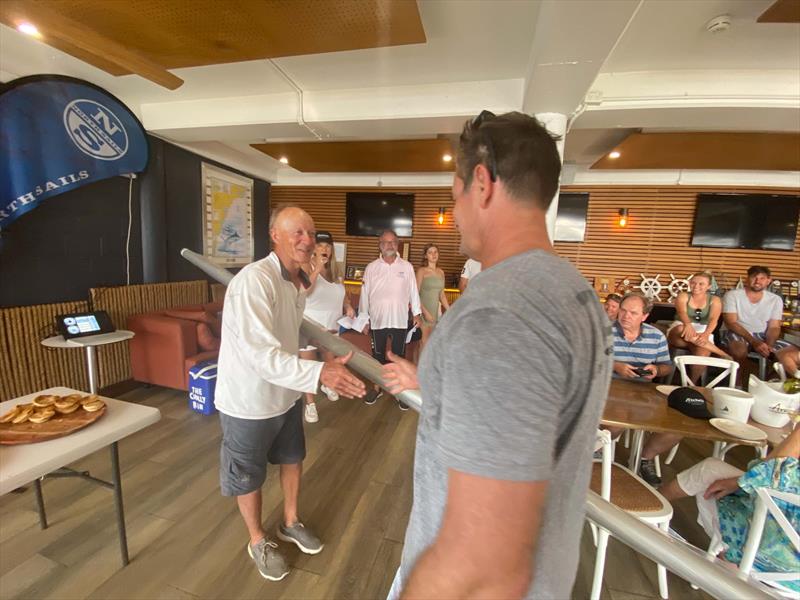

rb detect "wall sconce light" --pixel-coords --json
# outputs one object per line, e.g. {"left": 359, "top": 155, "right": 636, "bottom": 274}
{"left": 437, "top": 207, "right": 445, "bottom": 225}
{"left": 618, "top": 208, "right": 629, "bottom": 227}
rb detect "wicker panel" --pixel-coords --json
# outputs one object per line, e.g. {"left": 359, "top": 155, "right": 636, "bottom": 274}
{"left": 273, "top": 184, "right": 800, "bottom": 289}
{"left": 590, "top": 463, "right": 664, "bottom": 513}
{"left": 90, "top": 281, "right": 208, "bottom": 388}
{"left": 0, "top": 301, "right": 89, "bottom": 401}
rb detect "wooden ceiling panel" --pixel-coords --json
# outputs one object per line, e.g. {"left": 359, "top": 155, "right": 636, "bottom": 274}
{"left": 252, "top": 139, "right": 455, "bottom": 172}
{"left": 591, "top": 132, "right": 800, "bottom": 171}
{"left": 16, "top": 0, "right": 426, "bottom": 70}
{"left": 758, "top": 0, "right": 800, "bottom": 23}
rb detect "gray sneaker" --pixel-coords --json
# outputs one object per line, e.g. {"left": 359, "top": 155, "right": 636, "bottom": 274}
{"left": 247, "top": 538, "right": 289, "bottom": 581}
{"left": 277, "top": 521, "right": 324, "bottom": 555}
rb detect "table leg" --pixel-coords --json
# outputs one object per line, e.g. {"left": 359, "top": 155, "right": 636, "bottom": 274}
{"left": 110, "top": 442, "right": 129, "bottom": 566}
{"left": 85, "top": 346, "right": 98, "bottom": 394}
{"left": 628, "top": 430, "right": 644, "bottom": 472}
{"left": 34, "top": 478, "right": 48, "bottom": 529}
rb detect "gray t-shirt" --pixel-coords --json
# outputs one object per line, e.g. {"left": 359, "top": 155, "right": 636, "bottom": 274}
{"left": 722, "top": 288, "right": 783, "bottom": 333}
{"left": 396, "top": 250, "right": 613, "bottom": 598}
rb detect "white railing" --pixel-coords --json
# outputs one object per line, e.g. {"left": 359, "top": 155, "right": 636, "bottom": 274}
{"left": 182, "top": 248, "right": 778, "bottom": 599}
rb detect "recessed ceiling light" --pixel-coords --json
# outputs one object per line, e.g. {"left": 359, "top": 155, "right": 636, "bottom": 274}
{"left": 608, "top": 151, "right": 621, "bottom": 159}
{"left": 279, "top": 156, "right": 289, "bottom": 164}
{"left": 17, "top": 22, "right": 41, "bottom": 38}
{"left": 442, "top": 154, "right": 452, "bottom": 163}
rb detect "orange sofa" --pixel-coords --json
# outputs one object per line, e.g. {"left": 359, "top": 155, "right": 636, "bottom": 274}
{"left": 128, "top": 302, "right": 223, "bottom": 391}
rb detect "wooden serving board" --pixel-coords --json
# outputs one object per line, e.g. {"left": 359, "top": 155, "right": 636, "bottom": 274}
{"left": 0, "top": 407, "right": 106, "bottom": 445}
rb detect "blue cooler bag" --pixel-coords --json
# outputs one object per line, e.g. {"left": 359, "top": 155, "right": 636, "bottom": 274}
{"left": 188, "top": 361, "right": 217, "bottom": 415}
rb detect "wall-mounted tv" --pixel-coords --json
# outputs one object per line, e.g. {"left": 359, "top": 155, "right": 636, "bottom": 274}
{"left": 554, "top": 192, "right": 589, "bottom": 242}
{"left": 691, "top": 193, "right": 799, "bottom": 251}
{"left": 346, "top": 192, "right": 414, "bottom": 237}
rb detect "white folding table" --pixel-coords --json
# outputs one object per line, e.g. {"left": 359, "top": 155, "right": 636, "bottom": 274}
{"left": 0, "top": 387, "right": 161, "bottom": 566}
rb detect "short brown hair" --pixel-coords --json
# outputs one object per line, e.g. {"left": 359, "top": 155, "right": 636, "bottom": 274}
{"left": 456, "top": 111, "right": 562, "bottom": 209}
{"left": 747, "top": 265, "right": 771, "bottom": 278}
{"left": 621, "top": 291, "right": 653, "bottom": 314}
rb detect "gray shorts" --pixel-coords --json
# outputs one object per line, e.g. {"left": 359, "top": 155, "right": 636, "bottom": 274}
{"left": 219, "top": 399, "right": 306, "bottom": 497}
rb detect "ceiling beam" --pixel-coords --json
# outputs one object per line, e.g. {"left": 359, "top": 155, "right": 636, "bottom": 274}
{"left": 0, "top": 0, "right": 183, "bottom": 90}
{"left": 591, "top": 132, "right": 800, "bottom": 170}
{"left": 758, "top": 0, "right": 800, "bottom": 23}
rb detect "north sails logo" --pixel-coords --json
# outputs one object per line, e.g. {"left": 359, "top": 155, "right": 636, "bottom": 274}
{"left": 63, "top": 99, "right": 128, "bottom": 160}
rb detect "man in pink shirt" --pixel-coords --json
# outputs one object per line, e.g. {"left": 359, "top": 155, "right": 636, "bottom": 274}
{"left": 359, "top": 229, "right": 422, "bottom": 409}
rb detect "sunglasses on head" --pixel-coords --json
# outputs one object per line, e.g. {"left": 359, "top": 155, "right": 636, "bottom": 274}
{"left": 471, "top": 110, "right": 498, "bottom": 182}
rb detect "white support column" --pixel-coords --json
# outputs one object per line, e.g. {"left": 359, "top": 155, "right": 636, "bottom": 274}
{"left": 534, "top": 112, "right": 567, "bottom": 242}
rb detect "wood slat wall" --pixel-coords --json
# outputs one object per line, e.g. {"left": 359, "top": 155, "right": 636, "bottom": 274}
{"left": 90, "top": 280, "right": 209, "bottom": 389}
{"left": 271, "top": 186, "right": 463, "bottom": 286}
{"left": 0, "top": 300, "right": 90, "bottom": 401}
{"left": 274, "top": 184, "right": 800, "bottom": 290}
{"left": 554, "top": 185, "right": 800, "bottom": 290}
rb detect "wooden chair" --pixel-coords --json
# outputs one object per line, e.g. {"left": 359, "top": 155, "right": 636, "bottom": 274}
{"left": 589, "top": 430, "right": 673, "bottom": 600}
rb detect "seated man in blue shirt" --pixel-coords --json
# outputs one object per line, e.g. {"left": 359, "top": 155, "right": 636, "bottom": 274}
{"left": 612, "top": 292, "right": 675, "bottom": 485}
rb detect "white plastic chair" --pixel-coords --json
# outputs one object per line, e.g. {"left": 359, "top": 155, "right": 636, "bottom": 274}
{"left": 739, "top": 487, "right": 800, "bottom": 597}
{"left": 658, "top": 356, "right": 739, "bottom": 471}
{"left": 589, "top": 430, "right": 673, "bottom": 600}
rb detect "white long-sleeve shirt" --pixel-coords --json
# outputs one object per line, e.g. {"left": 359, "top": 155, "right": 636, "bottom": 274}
{"left": 215, "top": 252, "right": 323, "bottom": 420}
{"left": 358, "top": 255, "right": 421, "bottom": 330}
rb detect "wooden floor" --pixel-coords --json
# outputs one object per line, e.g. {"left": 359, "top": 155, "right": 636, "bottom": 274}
{"left": 1, "top": 385, "right": 743, "bottom": 599}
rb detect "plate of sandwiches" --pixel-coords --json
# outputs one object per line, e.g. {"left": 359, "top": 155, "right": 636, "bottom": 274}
{"left": 0, "top": 393, "right": 107, "bottom": 445}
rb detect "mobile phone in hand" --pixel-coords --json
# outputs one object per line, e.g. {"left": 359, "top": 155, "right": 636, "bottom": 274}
{"left": 633, "top": 367, "right": 651, "bottom": 377}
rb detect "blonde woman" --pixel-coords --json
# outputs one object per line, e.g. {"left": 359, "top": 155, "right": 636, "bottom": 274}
{"left": 299, "top": 232, "right": 355, "bottom": 423}
{"left": 416, "top": 243, "right": 450, "bottom": 350}
{"left": 667, "top": 272, "right": 729, "bottom": 380}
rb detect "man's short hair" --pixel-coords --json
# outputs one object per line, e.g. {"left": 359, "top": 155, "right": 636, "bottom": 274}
{"left": 456, "top": 111, "right": 562, "bottom": 210}
{"left": 605, "top": 293, "right": 622, "bottom": 304}
{"left": 269, "top": 203, "right": 300, "bottom": 231}
{"left": 378, "top": 229, "right": 398, "bottom": 240}
{"left": 621, "top": 291, "right": 653, "bottom": 315}
{"left": 747, "top": 265, "right": 771, "bottom": 278}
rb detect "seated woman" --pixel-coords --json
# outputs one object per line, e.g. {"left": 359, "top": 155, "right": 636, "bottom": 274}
{"left": 667, "top": 272, "right": 730, "bottom": 381}
{"left": 416, "top": 243, "right": 450, "bottom": 351}
{"left": 660, "top": 429, "right": 799, "bottom": 590}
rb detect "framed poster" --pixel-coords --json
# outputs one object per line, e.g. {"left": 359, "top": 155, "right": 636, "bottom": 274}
{"left": 202, "top": 163, "right": 254, "bottom": 266}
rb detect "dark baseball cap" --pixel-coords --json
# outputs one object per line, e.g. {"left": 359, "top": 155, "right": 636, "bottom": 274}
{"left": 315, "top": 231, "right": 333, "bottom": 244}
{"left": 668, "top": 387, "right": 712, "bottom": 419}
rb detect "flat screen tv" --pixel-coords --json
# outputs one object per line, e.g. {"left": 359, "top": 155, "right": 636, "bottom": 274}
{"left": 346, "top": 192, "right": 413, "bottom": 237}
{"left": 691, "top": 193, "right": 799, "bottom": 251}
{"left": 554, "top": 192, "right": 589, "bottom": 242}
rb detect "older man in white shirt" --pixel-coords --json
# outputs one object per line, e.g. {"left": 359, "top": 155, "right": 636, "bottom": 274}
{"left": 359, "top": 229, "right": 422, "bottom": 408}
{"left": 215, "top": 206, "right": 364, "bottom": 582}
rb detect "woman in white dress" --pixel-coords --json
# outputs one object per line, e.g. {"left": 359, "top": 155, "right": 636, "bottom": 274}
{"left": 299, "top": 232, "right": 355, "bottom": 423}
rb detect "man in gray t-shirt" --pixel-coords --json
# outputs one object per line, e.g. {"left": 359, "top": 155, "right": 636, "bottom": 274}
{"left": 382, "top": 111, "right": 613, "bottom": 599}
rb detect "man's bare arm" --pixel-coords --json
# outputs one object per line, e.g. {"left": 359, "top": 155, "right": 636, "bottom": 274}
{"left": 401, "top": 469, "right": 548, "bottom": 600}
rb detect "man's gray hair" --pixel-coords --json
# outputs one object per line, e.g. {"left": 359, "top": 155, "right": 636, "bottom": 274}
{"left": 269, "top": 204, "right": 301, "bottom": 231}
{"left": 378, "top": 229, "right": 398, "bottom": 240}
{"left": 621, "top": 291, "right": 653, "bottom": 314}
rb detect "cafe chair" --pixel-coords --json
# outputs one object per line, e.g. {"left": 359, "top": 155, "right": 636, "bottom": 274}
{"left": 589, "top": 430, "right": 673, "bottom": 600}
{"left": 739, "top": 487, "right": 800, "bottom": 597}
{"left": 659, "top": 356, "right": 739, "bottom": 472}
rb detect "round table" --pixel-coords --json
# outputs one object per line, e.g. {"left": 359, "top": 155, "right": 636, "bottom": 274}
{"left": 41, "top": 330, "right": 135, "bottom": 394}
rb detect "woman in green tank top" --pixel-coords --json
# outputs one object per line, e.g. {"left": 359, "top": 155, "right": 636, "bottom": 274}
{"left": 416, "top": 243, "right": 450, "bottom": 351}
{"left": 668, "top": 272, "right": 729, "bottom": 380}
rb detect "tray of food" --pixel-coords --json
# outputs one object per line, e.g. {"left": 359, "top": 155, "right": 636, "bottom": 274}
{"left": 0, "top": 393, "right": 107, "bottom": 445}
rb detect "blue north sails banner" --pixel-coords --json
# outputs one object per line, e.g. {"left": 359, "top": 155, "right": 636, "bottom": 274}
{"left": 0, "top": 75, "right": 148, "bottom": 230}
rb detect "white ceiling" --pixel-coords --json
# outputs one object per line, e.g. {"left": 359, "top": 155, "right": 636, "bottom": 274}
{"left": 1, "top": 0, "right": 798, "bottom": 181}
